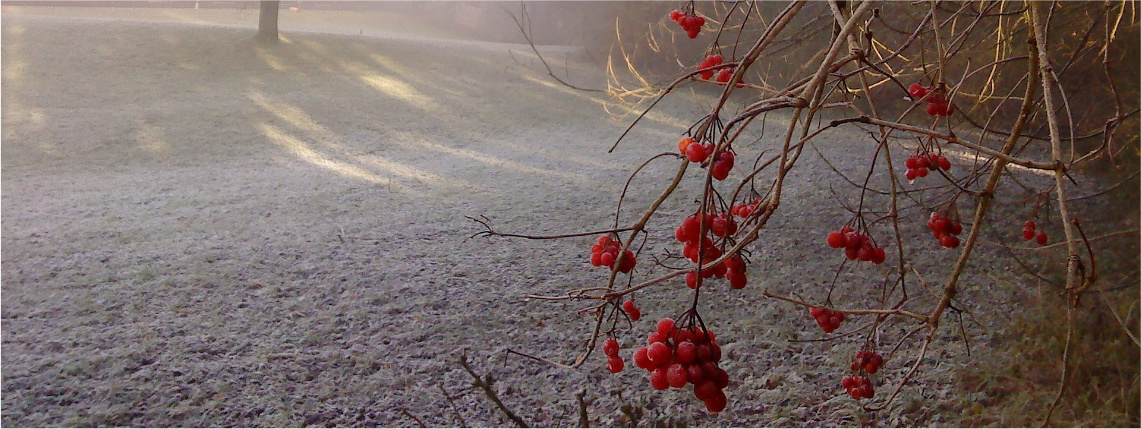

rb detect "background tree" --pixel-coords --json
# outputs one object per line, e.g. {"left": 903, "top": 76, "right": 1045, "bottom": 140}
{"left": 256, "top": 0, "right": 279, "bottom": 44}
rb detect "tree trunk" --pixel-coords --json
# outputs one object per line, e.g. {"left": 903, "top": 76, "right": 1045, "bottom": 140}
{"left": 256, "top": 1, "right": 280, "bottom": 44}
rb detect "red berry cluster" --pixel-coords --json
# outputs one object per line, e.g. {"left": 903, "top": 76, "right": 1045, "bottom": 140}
{"left": 927, "top": 212, "right": 962, "bottom": 248}
{"left": 632, "top": 318, "right": 730, "bottom": 413}
{"left": 809, "top": 306, "right": 845, "bottom": 333}
{"left": 904, "top": 153, "right": 951, "bottom": 180}
{"left": 603, "top": 338, "right": 625, "bottom": 373}
{"left": 668, "top": 10, "right": 705, "bottom": 39}
{"left": 730, "top": 200, "right": 760, "bottom": 218}
{"left": 715, "top": 67, "right": 734, "bottom": 83}
{"left": 908, "top": 83, "right": 954, "bottom": 116}
{"left": 622, "top": 300, "right": 642, "bottom": 321}
{"left": 709, "top": 150, "right": 735, "bottom": 180}
{"left": 825, "top": 226, "right": 886, "bottom": 264}
{"left": 678, "top": 137, "right": 713, "bottom": 163}
{"left": 1022, "top": 220, "right": 1048, "bottom": 245}
{"left": 698, "top": 54, "right": 723, "bottom": 80}
{"left": 675, "top": 213, "right": 747, "bottom": 289}
{"left": 850, "top": 350, "right": 883, "bottom": 374}
{"left": 590, "top": 235, "right": 637, "bottom": 273}
{"left": 841, "top": 375, "right": 875, "bottom": 400}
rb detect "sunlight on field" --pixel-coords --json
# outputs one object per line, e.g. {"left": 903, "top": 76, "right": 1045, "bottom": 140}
{"left": 358, "top": 74, "right": 439, "bottom": 112}
{"left": 384, "top": 128, "right": 582, "bottom": 182}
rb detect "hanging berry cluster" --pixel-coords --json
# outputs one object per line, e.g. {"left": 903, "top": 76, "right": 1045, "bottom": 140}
{"left": 908, "top": 83, "right": 954, "bottom": 116}
{"left": 729, "top": 199, "right": 760, "bottom": 218}
{"left": 697, "top": 54, "right": 723, "bottom": 80}
{"left": 840, "top": 350, "right": 883, "bottom": 399}
{"left": 809, "top": 306, "right": 845, "bottom": 333}
{"left": 668, "top": 10, "right": 705, "bottom": 38}
{"left": 631, "top": 318, "right": 730, "bottom": 413}
{"left": 826, "top": 226, "right": 887, "bottom": 264}
{"left": 1022, "top": 220, "right": 1048, "bottom": 245}
{"left": 675, "top": 213, "right": 748, "bottom": 289}
{"left": 841, "top": 375, "right": 875, "bottom": 400}
{"left": 927, "top": 212, "right": 963, "bottom": 248}
{"left": 590, "top": 235, "right": 637, "bottom": 273}
{"left": 850, "top": 350, "right": 883, "bottom": 374}
{"left": 678, "top": 137, "right": 713, "bottom": 163}
{"left": 904, "top": 153, "right": 951, "bottom": 180}
{"left": 603, "top": 338, "right": 625, "bottom": 373}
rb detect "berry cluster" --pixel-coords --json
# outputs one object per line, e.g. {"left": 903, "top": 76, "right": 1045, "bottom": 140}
{"left": 841, "top": 375, "right": 875, "bottom": 400}
{"left": 715, "top": 67, "right": 734, "bottom": 83}
{"left": 730, "top": 200, "right": 760, "bottom": 218}
{"left": 697, "top": 54, "right": 723, "bottom": 80}
{"left": 1022, "top": 220, "right": 1048, "bottom": 245}
{"left": 710, "top": 150, "right": 735, "bottom": 180}
{"left": 675, "top": 213, "right": 747, "bottom": 289}
{"left": 603, "top": 338, "right": 625, "bottom": 373}
{"left": 850, "top": 350, "right": 883, "bottom": 374}
{"left": 668, "top": 10, "right": 705, "bottom": 39}
{"left": 622, "top": 300, "right": 642, "bottom": 321}
{"left": 809, "top": 306, "right": 845, "bottom": 333}
{"left": 904, "top": 153, "right": 951, "bottom": 180}
{"left": 825, "top": 226, "right": 886, "bottom": 264}
{"left": 927, "top": 212, "right": 962, "bottom": 248}
{"left": 590, "top": 235, "right": 637, "bottom": 273}
{"left": 632, "top": 318, "right": 730, "bottom": 413}
{"left": 908, "top": 83, "right": 954, "bottom": 116}
{"left": 678, "top": 137, "right": 713, "bottom": 163}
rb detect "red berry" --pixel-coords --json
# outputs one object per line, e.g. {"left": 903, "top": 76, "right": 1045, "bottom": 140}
{"left": 616, "top": 250, "right": 636, "bottom": 273}
{"left": 666, "top": 364, "right": 689, "bottom": 388}
{"left": 669, "top": 10, "right": 681, "bottom": 21}
{"left": 648, "top": 342, "right": 673, "bottom": 367}
{"left": 678, "top": 136, "right": 694, "bottom": 153}
{"left": 727, "top": 271, "right": 747, "bottom": 289}
{"left": 926, "top": 102, "right": 941, "bottom": 116}
{"left": 1024, "top": 220, "right": 1036, "bottom": 230}
{"left": 713, "top": 367, "right": 729, "bottom": 388}
{"left": 865, "top": 362, "right": 878, "bottom": 374}
{"left": 827, "top": 231, "right": 847, "bottom": 248}
{"left": 600, "top": 252, "right": 615, "bottom": 267}
{"left": 841, "top": 375, "right": 855, "bottom": 389}
{"left": 1036, "top": 232, "right": 1048, "bottom": 245}
{"left": 870, "top": 247, "right": 886, "bottom": 265}
{"left": 650, "top": 368, "right": 670, "bottom": 390}
{"left": 647, "top": 332, "right": 665, "bottom": 346}
{"left": 603, "top": 338, "right": 619, "bottom": 357}
{"left": 940, "top": 234, "right": 960, "bottom": 248}
{"left": 607, "top": 356, "right": 624, "bottom": 373}
{"left": 686, "top": 364, "right": 706, "bottom": 385}
{"left": 809, "top": 307, "right": 823, "bottom": 318}
{"left": 908, "top": 83, "right": 928, "bottom": 98}
{"left": 716, "top": 68, "right": 732, "bottom": 83}
{"left": 711, "top": 160, "right": 732, "bottom": 181}
{"left": 685, "top": 141, "right": 709, "bottom": 163}
{"left": 657, "top": 318, "right": 675, "bottom": 336}
{"left": 844, "top": 246, "right": 859, "bottom": 260}
{"left": 622, "top": 300, "right": 641, "bottom": 321}
{"left": 694, "top": 381, "right": 718, "bottom": 401}
{"left": 675, "top": 341, "right": 697, "bottom": 364}
{"left": 704, "top": 389, "right": 728, "bottom": 413}
{"left": 905, "top": 169, "right": 917, "bottom": 180}
{"left": 696, "top": 345, "right": 713, "bottom": 362}
{"left": 633, "top": 347, "right": 652, "bottom": 369}
{"left": 916, "top": 166, "right": 929, "bottom": 178}
{"left": 936, "top": 155, "right": 951, "bottom": 170}
{"left": 590, "top": 252, "right": 602, "bottom": 266}
{"left": 1022, "top": 227, "right": 1035, "bottom": 240}
{"left": 695, "top": 16, "right": 705, "bottom": 27}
